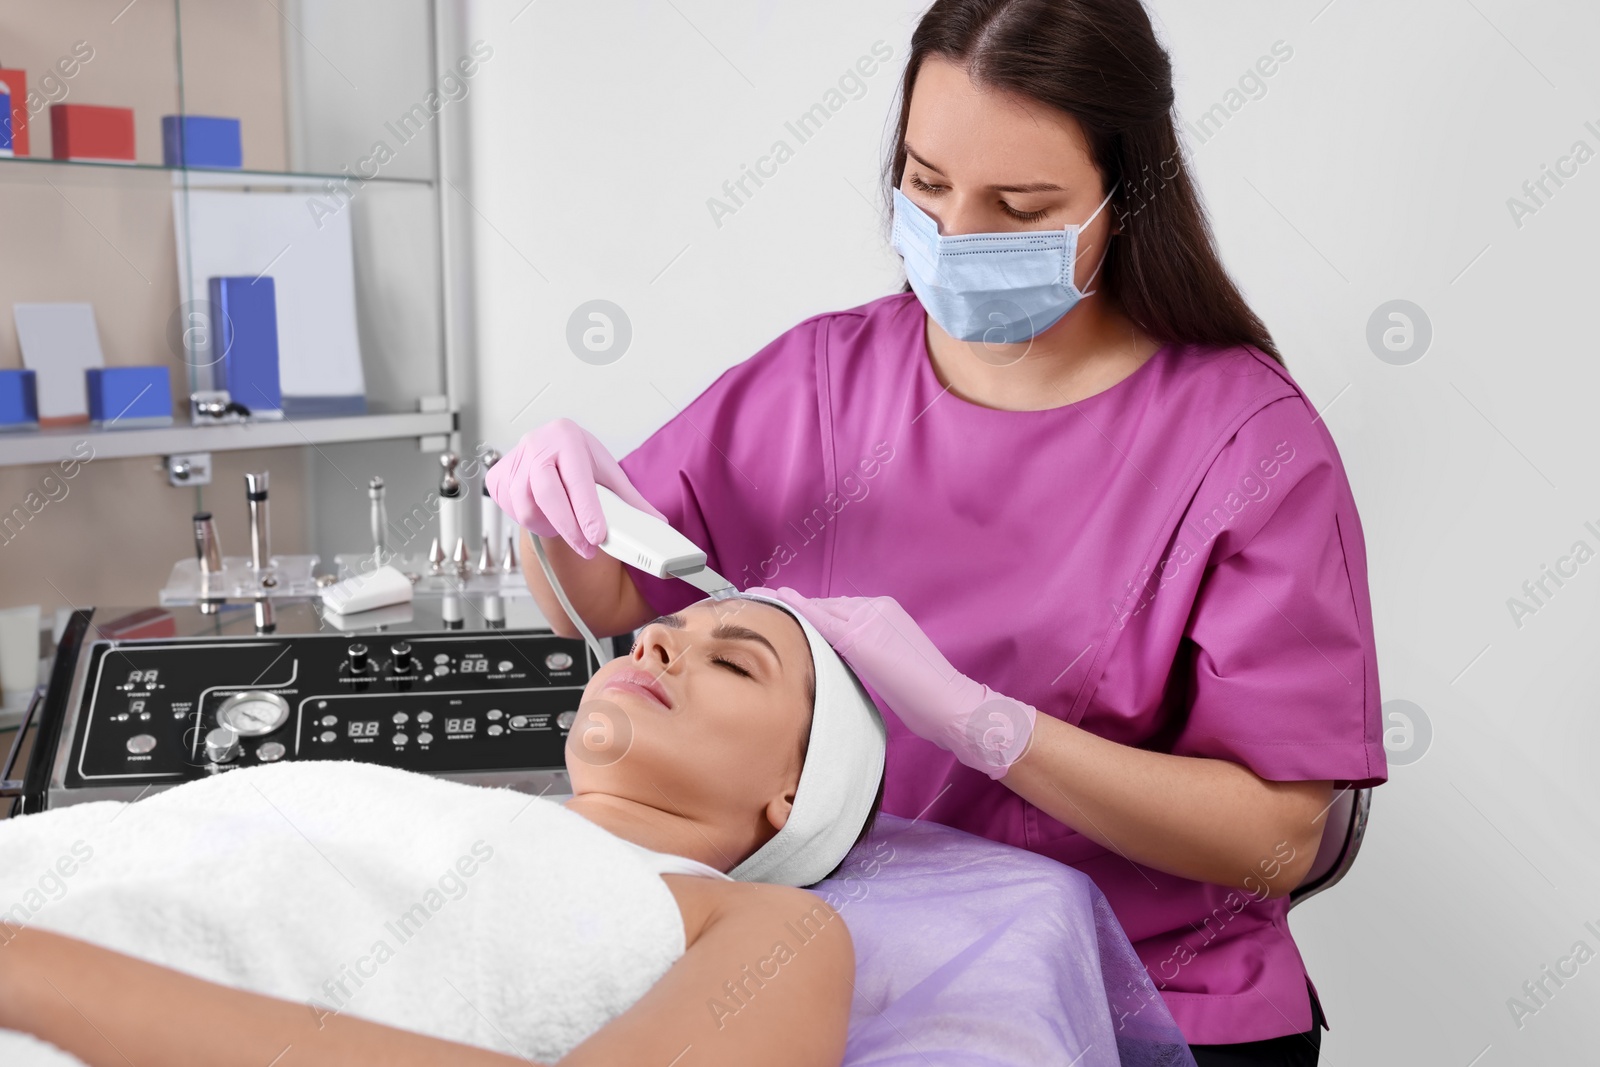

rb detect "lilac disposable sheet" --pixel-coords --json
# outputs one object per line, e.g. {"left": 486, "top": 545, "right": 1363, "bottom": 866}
{"left": 809, "top": 814, "right": 1196, "bottom": 1067}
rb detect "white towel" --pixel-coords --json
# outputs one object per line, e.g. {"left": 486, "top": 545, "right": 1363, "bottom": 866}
{"left": 0, "top": 761, "right": 689, "bottom": 1065}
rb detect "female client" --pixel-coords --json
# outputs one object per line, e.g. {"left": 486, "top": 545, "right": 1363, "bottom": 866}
{"left": 0, "top": 592, "right": 886, "bottom": 1067}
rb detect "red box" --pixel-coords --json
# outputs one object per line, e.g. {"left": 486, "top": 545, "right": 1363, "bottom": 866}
{"left": 50, "top": 103, "right": 135, "bottom": 162}
{"left": 0, "top": 69, "right": 28, "bottom": 156}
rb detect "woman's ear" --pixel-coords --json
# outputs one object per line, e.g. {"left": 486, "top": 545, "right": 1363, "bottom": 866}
{"left": 764, "top": 790, "right": 795, "bottom": 833}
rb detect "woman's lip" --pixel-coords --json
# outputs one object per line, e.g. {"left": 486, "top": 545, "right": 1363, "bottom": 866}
{"left": 603, "top": 675, "right": 673, "bottom": 710}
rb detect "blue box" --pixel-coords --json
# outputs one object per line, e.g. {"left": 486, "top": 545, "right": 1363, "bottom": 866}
{"left": 0, "top": 85, "right": 12, "bottom": 157}
{"left": 86, "top": 367, "right": 172, "bottom": 428}
{"left": 210, "top": 276, "right": 282, "bottom": 416}
{"left": 0, "top": 369, "right": 38, "bottom": 430}
{"left": 161, "top": 115, "right": 242, "bottom": 169}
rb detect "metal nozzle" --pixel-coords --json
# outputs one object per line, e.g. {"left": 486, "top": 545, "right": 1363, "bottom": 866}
{"left": 245, "top": 471, "right": 270, "bottom": 572}
{"left": 428, "top": 536, "right": 446, "bottom": 574}
{"left": 481, "top": 449, "right": 502, "bottom": 495}
{"left": 369, "top": 476, "right": 388, "bottom": 565}
{"left": 501, "top": 531, "right": 519, "bottom": 572}
{"left": 676, "top": 564, "right": 736, "bottom": 600}
{"left": 476, "top": 534, "right": 495, "bottom": 575}
{"left": 451, "top": 537, "right": 470, "bottom": 578}
{"left": 439, "top": 451, "right": 461, "bottom": 498}
{"left": 193, "top": 511, "right": 223, "bottom": 575}
{"left": 194, "top": 510, "right": 224, "bottom": 613}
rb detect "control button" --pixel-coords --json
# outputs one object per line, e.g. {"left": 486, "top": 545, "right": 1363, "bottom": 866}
{"left": 417, "top": 731, "right": 434, "bottom": 745}
{"left": 205, "top": 727, "right": 240, "bottom": 763}
{"left": 393, "top": 712, "right": 409, "bottom": 725}
{"left": 318, "top": 715, "right": 333, "bottom": 727}
{"left": 557, "top": 710, "right": 577, "bottom": 730}
{"left": 126, "top": 734, "right": 157, "bottom": 755}
{"left": 390, "top": 641, "right": 414, "bottom": 671}
{"left": 320, "top": 730, "right": 337, "bottom": 743}
{"left": 416, "top": 711, "right": 433, "bottom": 724}
{"left": 434, "top": 653, "right": 450, "bottom": 665}
{"left": 257, "top": 741, "right": 286, "bottom": 762}
{"left": 434, "top": 664, "right": 450, "bottom": 677}
{"left": 487, "top": 709, "right": 503, "bottom": 721}
{"left": 393, "top": 733, "right": 409, "bottom": 745}
{"left": 487, "top": 724, "right": 504, "bottom": 736}
{"left": 317, "top": 700, "right": 328, "bottom": 709}
{"left": 347, "top": 643, "right": 369, "bottom": 673}
{"left": 510, "top": 715, "right": 527, "bottom": 729}
{"left": 545, "top": 651, "right": 573, "bottom": 671}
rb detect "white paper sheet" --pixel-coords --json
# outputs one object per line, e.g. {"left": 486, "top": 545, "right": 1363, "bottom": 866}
{"left": 173, "top": 189, "right": 366, "bottom": 403}
{"left": 13, "top": 303, "right": 105, "bottom": 421}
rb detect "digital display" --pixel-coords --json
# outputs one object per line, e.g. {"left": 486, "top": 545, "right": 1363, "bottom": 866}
{"left": 445, "top": 717, "right": 476, "bottom": 734}
{"left": 459, "top": 658, "right": 489, "bottom": 673}
{"left": 347, "top": 720, "right": 380, "bottom": 738}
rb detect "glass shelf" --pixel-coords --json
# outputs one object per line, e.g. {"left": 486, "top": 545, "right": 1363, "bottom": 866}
{"left": 0, "top": 408, "right": 454, "bottom": 468}
{"left": 0, "top": 154, "right": 435, "bottom": 188}
{"left": 0, "top": 0, "right": 451, "bottom": 463}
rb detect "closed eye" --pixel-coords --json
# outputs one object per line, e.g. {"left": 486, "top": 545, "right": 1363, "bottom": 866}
{"left": 908, "top": 173, "right": 1051, "bottom": 223}
{"left": 712, "top": 655, "right": 754, "bottom": 679}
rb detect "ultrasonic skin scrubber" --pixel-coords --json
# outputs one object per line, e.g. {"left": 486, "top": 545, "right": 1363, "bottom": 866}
{"left": 531, "top": 486, "right": 736, "bottom": 664}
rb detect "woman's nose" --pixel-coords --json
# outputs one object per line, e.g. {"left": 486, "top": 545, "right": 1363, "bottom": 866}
{"left": 929, "top": 194, "right": 1001, "bottom": 237}
{"left": 631, "top": 624, "right": 676, "bottom": 669}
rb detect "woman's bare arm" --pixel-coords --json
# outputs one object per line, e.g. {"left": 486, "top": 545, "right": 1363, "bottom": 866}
{"left": 560, "top": 877, "right": 854, "bottom": 1067}
{"left": 0, "top": 880, "right": 853, "bottom": 1067}
{"left": 518, "top": 528, "right": 655, "bottom": 639}
{"left": 0, "top": 923, "right": 536, "bottom": 1067}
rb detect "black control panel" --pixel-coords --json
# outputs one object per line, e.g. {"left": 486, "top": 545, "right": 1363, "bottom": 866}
{"left": 58, "top": 630, "right": 595, "bottom": 792}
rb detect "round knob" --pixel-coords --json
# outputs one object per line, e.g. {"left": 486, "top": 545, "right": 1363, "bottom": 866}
{"left": 390, "top": 641, "right": 415, "bottom": 672}
{"left": 347, "top": 643, "right": 369, "bottom": 673}
{"left": 205, "top": 726, "right": 240, "bottom": 764}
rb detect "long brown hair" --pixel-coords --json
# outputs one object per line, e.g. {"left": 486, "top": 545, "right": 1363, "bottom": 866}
{"left": 886, "top": 0, "right": 1284, "bottom": 365}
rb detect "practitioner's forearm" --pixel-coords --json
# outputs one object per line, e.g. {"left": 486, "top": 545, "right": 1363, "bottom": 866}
{"left": 1002, "top": 715, "right": 1330, "bottom": 897}
{"left": 0, "top": 925, "right": 537, "bottom": 1067}
{"left": 518, "top": 528, "right": 653, "bottom": 639}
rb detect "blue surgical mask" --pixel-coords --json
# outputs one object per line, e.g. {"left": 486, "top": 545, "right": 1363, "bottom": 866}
{"left": 891, "top": 183, "right": 1120, "bottom": 344}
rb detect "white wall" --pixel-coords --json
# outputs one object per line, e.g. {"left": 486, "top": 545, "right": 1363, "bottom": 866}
{"left": 460, "top": 1, "right": 1600, "bottom": 1061}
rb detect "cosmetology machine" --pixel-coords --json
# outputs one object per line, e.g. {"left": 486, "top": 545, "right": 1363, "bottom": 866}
{"left": 3, "top": 449, "right": 736, "bottom": 816}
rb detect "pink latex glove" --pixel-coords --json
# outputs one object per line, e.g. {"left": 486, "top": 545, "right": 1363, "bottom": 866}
{"left": 485, "top": 418, "right": 668, "bottom": 560}
{"left": 760, "top": 587, "right": 1038, "bottom": 780}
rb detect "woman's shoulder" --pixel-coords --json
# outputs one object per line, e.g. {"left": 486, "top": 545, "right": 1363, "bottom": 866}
{"left": 661, "top": 875, "right": 845, "bottom": 950}
{"left": 740, "top": 292, "right": 916, "bottom": 366}
{"left": 682, "top": 293, "right": 917, "bottom": 412}
{"left": 1137, "top": 340, "right": 1349, "bottom": 470}
{"left": 1147, "top": 340, "right": 1307, "bottom": 424}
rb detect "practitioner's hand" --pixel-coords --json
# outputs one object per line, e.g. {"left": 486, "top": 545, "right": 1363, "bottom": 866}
{"left": 487, "top": 418, "right": 667, "bottom": 559}
{"left": 757, "top": 587, "right": 1037, "bottom": 780}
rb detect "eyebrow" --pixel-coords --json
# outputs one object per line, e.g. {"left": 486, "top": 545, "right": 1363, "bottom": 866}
{"left": 649, "top": 613, "right": 783, "bottom": 669}
{"left": 904, "top": 143, "right": 1065, "bottom": 194}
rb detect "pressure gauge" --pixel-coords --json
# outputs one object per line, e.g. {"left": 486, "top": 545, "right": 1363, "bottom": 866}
{"left": 215, "top": 691, "right": 291, "bottom": 736}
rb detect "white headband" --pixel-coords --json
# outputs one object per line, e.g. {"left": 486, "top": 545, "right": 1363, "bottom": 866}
{"left": 725, "top": 591, "right": 887, "bottom": 887}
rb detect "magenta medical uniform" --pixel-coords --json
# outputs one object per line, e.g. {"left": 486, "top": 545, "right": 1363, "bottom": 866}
{"left": 618, "top": 292, "right": 1386, "bottom": 1046}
